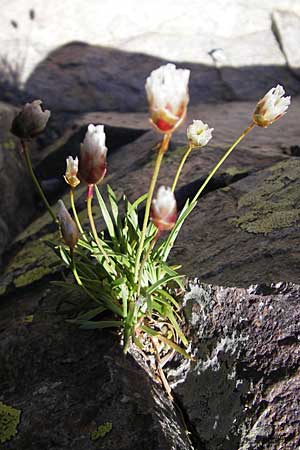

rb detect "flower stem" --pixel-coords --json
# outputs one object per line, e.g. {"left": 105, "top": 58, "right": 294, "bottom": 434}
{"left": 70, "top": 188, "right": 86, "bottom": 240}
{"left": 171, "top": 144, "right": 193, "bottom": 192}
{"left": 86, "top": 186, "right": 116, "bottom": 275}
{"left": 134, "top": 133, "right": 171, "bottom": 283}
{"left": 21, "top": 140, "right": 57, "bottom": 223}
{"left": 192, "top": 122, "right": 255, "bottom": 203}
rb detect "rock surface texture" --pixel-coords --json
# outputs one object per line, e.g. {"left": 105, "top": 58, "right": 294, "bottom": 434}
{"left": 169, "top": 281, "right": 300, "bottom": 450}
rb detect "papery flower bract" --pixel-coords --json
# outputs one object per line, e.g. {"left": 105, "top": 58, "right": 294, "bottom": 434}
{"left": 79, "top": 124, "right": 107, "bottom": 185}
{"left": 11, "top": 99, "right": 51, "bottom": 140}
{"left": 187, "top": 120, "right": 214, "bottom": 147}
{"left": 64, "top": 156, "right": 80, "bottom": 189}
{"left": 253, "top": 85, "right": 291, "bottom": 127}
{"left": 145, "top": 63, "right": 190, "bottom": 133}
{"left": 57, "top": 200, "right": 79, "bottom": 249}
{"left": 151, "top": 186, "right": 177, "bottom": 231}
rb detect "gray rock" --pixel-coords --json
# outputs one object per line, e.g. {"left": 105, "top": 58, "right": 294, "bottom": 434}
{"left": 0, "top": 101, "right": 37, "bottom": 260}
{"left": 169, "top": 280, "right": 300, "bottom": 450}
{"left": 210, "top": 29, "right": 300, "bottom": 99}
{"left": 272, "top": 10, "right": 300, "bottom": 78}
{"left": 0, "top": 285, "right": 193, "bottom": 450}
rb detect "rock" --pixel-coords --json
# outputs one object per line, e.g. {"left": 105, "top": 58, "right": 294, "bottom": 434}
{"left": 1, "top": 0, "right": 300, "bottom": 89}
{"left": 210, "top": 29, "right": 300, "bottom": 99}
{"left": 272, "top": 10, "right": 300, "bottom": 78}
{"left": 168, "top": 281, "right": 300, "bottom": 450}
{"left": 0, "top": 102, "right": 37, "bottom": 260}
{"left": 0, "top": 285, "right": 193, "bottom": 450}
{"left": 169, "top": 158, "right": 300, "bottom": 286}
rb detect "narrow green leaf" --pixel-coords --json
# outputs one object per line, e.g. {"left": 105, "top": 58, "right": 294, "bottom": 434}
{"left": 141, "top": 325, "right": 191, "bottom": 359}
{"left": 94, "top": 185, "right": 115, "bottom": 238}
{"left": 78, "top": 320, "right": 122, "bottom": 329}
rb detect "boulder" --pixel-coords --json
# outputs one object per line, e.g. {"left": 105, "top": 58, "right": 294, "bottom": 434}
{"left": 0, "top": 285, "right": 193, "bottom": 450}
{"left": 169, "top": 281, "right": 300, "bottom": 450}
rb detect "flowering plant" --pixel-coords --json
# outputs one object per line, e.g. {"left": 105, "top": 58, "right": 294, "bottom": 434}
{"left": 11, "top": 67, "right": 290, "bottom": 392}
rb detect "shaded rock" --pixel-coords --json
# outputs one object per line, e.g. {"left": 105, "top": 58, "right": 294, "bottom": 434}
{"left": 0, "top": 101, "right": 37, "bottom": 259}
{"left": 0, "top": 285, "right": 193, "bottom": 450}
{"left": 168, "top": 281, "right": 300, "bottom": 450}
{"left": 25, "top": 42, "right": 230, "bottom": 118}
{"left": 272, "top": 10, "right": 300, "bottom": 78}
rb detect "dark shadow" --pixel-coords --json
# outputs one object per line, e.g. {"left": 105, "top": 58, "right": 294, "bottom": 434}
{"left": 0, "top": 41, "right": 299, "bottom": 116}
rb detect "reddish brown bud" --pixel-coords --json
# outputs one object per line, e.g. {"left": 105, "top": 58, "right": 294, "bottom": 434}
{"left": 11, "top": 99, "right": 50, "bottom": 140}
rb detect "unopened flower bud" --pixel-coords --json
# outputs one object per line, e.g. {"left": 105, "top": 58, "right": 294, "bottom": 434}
{"left": 253, "top": 85, "right": 291, "bottom": 128}
{"left": 145, "top": 63, "right": 190, "bottom": 133}
{"left": 64, "top": 156, "right": 80, "bottom": 189}
{"left": 57, "top": 200, "right": 79, "bottom": 249}
{"left": 11, "top": 99, "right": 50, "bottom": 139}
{"left": 187, "top": 120, "right": 213, "bottom": 147}
{"left": 79, "top": 124, "right": 107, "bottom": 185}
{"left": 151, "top": 186, "right": 177, "bottom": 231}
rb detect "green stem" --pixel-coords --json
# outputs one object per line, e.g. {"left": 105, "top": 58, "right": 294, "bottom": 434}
{"left": 87, "top": 191, "right": 116, "bottom": 275}
{"left": 193, "top": 122, "right": 255, "bottom": 203}
{"left": 171, "top": 144, "right": 193, "bottom": 192}
{"left": 70, "top": 188, "right": 86, "bottom": 239}
{"left": 22, "top": 140, "right": 57, "bottom": 223}
{"left": 134, "top": 133, "right": 171, "bottom": 283}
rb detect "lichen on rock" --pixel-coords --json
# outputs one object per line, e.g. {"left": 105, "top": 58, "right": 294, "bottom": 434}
{"left": 230, "top": 159, "right": 300, "bottom": 234}
{"left": 0, "top": 401, "right": 21, "bottom": 444}
{"left": 90, "top": 422, "right": 113, "bottom": 441}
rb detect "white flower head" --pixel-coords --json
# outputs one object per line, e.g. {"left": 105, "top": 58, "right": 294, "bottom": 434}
{"left": 253, "top": 85, "right": 291, "bottom": 127}
{"left": 82, "top": 124, "right": 107, "bottom": 156}
{"left": 187, "top": 120, "right": 214, "bottom": 147}
{"left": 151, "top": 186, "right": 177, "bottom": 231}
{"left": 79, "top": 124, "right": 108, "bottom": 185}
{"left": 145, "top": 63, "right": 190, "bottom": 133}
{"left": 64, "top": 156, "right": 80, "bottom": 188}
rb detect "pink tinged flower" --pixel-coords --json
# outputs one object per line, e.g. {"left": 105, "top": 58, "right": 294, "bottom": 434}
{"left": 145, "top": 63, "right": 190, "bottom": 133}
{"left": 151, "top": 186, "right": 177, "bottom": 231}
{"left": 187, "top": 120, "right": 214, "bottom": 147}
{"left": 253, "top": 85, "right": 291, "bottom": 128}
{"left": 11, "top": 99, "right": 50, "bottom": 140}
{"left": 64, "top": 156, "right": 80, "bottom": 189}
{"left": 57, "top": 200, "right": 79, "bottom": 249}
{"left": 79, "top": 124, "right": 107, "bottom": 185}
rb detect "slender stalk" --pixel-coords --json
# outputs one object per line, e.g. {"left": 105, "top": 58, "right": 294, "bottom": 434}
{"left": 193, "top": 122, "right": 255, "bottom": 203}
{"left": 70, "top": 188, "right": 86, "bottom": 239}
{"left": 171, "top": 143, "right": 193, "bottom": 192}
{"left": 21, "top": 140, "right": 57, "bottom": 223}
{"left": 134, "top": 133, "right": 171, "bottom": 283}
{"left": 86, "top": 187, "right": 116, "bottom": 275}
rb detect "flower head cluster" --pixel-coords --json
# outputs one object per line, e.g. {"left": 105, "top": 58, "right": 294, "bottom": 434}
{"left": 151, "top": 186, "right": 177, "bottom": 231}
{"left": 187, "top": 120, "right": 214, "bottom": 148}
{"left": 146, "top": 63, "right": 190, "bottom": 133}
{"left": 79, "top": 124, "right": 107, "bottom": 185}
{"left": 253, "top": 85, "right": 291, "bottom": 127}
{"left": 64, "top": 156, "right": 80, "bottom": 189}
